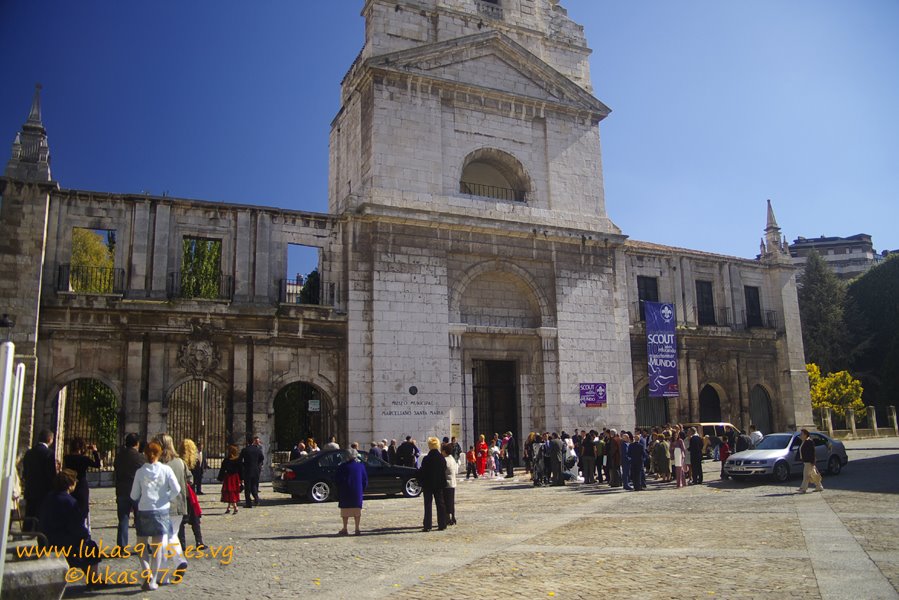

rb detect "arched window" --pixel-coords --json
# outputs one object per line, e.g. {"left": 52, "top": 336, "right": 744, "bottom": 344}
{"left": 459, "top": 148, "right": 529, "bottom": 202}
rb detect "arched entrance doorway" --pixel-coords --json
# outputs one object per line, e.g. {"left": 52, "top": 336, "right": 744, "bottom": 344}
{"left": 272, "top": 382, "right": 331, "bottom": 452}
{"left": 749, "top": 385, "right": 774, "bottom": 434}
{"left": 59, "top": 378, "right": 119, "bottom": 457}
{"left": 635, "top": 386, "right": 669, "bottom": 428}
{"left": 699, "top": 385, "right": 722, "bottom": 422}
{"left": 167, "top": 380, "right": 227, "bottom": 465}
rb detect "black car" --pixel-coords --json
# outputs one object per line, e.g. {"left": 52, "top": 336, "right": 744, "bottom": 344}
{"left": 272, "top": 449, "right": 422, "bottom": 503}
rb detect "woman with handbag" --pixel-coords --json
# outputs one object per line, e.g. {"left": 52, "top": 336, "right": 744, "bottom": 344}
{"left": 218, "top": 445, "right": 243, "bottom": 514}
{"left": 178, "top": 439, "right": 206, "bottom": 549}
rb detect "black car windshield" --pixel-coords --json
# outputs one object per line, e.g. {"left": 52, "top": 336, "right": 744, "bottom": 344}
{"left": 754, "top": 433, "right": 794, "bottom": 450}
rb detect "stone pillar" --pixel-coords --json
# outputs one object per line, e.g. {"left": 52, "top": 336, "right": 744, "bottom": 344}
{"left": 824, "top": 407, "right": 833, "bottom": 438}
{"left": 847, "top": 408, "right": 857, "bottom": 438}
{"left": 889, "top": 406, "right": 898, "bottom": 436}
{"left": 868, "top": 405, "right": 878, "bottom": 437}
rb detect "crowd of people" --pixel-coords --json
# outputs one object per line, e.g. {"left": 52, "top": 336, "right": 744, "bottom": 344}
{"left": 519, "top": 424, "right": 763, "bottom": 490}
{"left": 16, "top": 421, "right": 767, "bottom": 590}
{"left": 17, "top": 428, "right": 265, "bottom": 591}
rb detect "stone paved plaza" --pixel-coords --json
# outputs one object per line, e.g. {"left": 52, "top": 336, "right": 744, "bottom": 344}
{"left": 62, "top": 438, "right": 899, "bottom": 599}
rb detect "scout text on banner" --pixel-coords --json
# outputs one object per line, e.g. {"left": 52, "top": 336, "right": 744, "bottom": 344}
{"left": 645, "top": 301, "right": 678, "bottom": 397}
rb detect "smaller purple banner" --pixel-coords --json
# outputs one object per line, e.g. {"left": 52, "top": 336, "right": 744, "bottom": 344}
{"left": 579, "top": 383, "right": 607, "bottom": 407}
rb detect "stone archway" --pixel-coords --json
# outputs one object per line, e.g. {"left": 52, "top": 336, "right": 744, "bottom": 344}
{"left": 749, "top": 385, "right": 774, "bottom": 434}
{"left": 272, "top": 382, "right": 334, "bottom": 451}
{"left": 699, "top": 384, "right": 722, "bottom": 422}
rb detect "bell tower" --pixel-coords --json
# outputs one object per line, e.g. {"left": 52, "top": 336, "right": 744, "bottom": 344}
{"left": 0, "top": 84, "right": 58, "bottom": 446}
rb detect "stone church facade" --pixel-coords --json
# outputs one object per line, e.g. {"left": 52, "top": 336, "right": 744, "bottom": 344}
{"left": 1, "top": 0, "right": 812, "bottom": 467}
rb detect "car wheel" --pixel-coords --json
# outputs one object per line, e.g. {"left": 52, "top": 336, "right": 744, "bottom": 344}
{"left": 402, "top": 477, "right": 422, "bottom": 498}
{"left": 308, "top": 480, "right": 332, "bottom": 503}
{"left": 827, "top": 455, "right": 842, "bottom": 475}
{"left": 773, "top": 461, "right": 790, "bottom": 483}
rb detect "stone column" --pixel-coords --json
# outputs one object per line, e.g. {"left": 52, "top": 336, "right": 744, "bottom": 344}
{"left": 868, "top": 405, "right": 878, "bottom": 437}
{"left": 847, "top": 408, "right": 857, "bottom": 438}
{"left": 824, "top": 407, "right": 833, "bottom": 438}
{"left": 889, "top": 406, "right": 898, "bottom": 436}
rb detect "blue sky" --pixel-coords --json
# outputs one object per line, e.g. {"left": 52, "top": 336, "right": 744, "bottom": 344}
{"left": 2, "top": 0, "right": 897, "bottom": 278}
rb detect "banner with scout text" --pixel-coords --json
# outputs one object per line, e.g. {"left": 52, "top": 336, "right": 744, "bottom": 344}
{"left": 645, "top": 301, "right": 679, "bottom": 397}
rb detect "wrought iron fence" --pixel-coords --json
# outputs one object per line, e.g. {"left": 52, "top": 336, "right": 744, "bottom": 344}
{"left": 60, "top": 378, "right": 119, "bottom": 470}
{"left": 460, "top": 181, "right": 526, "bottom": 202}
{"left": 167, "top": 271, "right": 233, "bottom": 300}
{"left": 167, "top": 379, "right": 227, "bottom": 470}
{"left": 57, "top": 264, "right": 125, "bottom": 294}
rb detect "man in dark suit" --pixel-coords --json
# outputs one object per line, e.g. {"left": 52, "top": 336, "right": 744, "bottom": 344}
{"left": 549, "top": 432, "right": 565, "bottom": 486}
{"left": 240, "top": 435, "right": 264, "bottom": 508}
{"left": 113, "top": 432, "right": 145, "bottom": 547}
{"left": 22, "top": 428, "right": 57, "bottom": 530}
{"left": 396, "top": 436, "right": 416, "bottom": 467}
{"left": 416, "top": 437, "right": 447, "bottom": 531}
{"left": 688, "top": 427, "right": 704, "bottom": 484}
{"left": 192, "top": 441, "right": 208, "bottom": 494}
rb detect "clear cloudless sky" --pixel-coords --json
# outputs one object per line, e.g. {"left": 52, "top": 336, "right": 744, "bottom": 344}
{"left": 2, "top": 0, "right": 897, "bottom": 275}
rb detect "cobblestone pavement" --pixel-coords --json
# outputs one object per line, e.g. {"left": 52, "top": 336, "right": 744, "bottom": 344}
{"left": 57, "top": 437, "right": 898, "bottom": 600}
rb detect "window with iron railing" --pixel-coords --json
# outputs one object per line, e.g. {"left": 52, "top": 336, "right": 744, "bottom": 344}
{"left": 459, "top": 181, "right": 526, "bottom": 202}
{"left": 477, "top": 0, "right": 503, "bottom": 20}
{"left": 695, "top": 280, "right": 716, "bottom": 326}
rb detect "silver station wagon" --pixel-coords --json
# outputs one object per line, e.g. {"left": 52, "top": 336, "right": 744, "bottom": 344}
{"left": 723, "top": 431, "right": 848, "bottom": 482}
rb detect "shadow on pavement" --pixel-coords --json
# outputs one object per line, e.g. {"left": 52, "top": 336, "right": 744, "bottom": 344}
{"left": 247, "top": 525, "right": 422, "bottom": 541}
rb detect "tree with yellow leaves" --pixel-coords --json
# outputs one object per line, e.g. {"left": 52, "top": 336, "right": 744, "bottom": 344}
{"left": 806, "top": 363, "right": 865, "bottom": 418}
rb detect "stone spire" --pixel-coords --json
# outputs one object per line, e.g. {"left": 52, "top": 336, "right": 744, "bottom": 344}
{"left": 761, "top": 199, "right": 790, "bottom": 261}
{"left": 5, "top": 84, "right": 51, "bottom": 182}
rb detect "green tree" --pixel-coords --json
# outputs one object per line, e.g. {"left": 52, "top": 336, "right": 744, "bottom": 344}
{"left": 181, "top": 238, "right": 222, "bottom": 299}
{"left": 299, "top": 268, "right": 321, "bottom": 305}
{"left": 845, "top": 254, "right": 899, "bottom": 407}
{"left": 73, "top": 378, "right": 118, "bottom": 453}
{"left": 806, "top": 363, "right": 865, "bottom": 418}
{"left": 797, "top": 251, "right": 847, "bottom": 373}
{"left": 70, "top": 228, "right": 115, "bottom": 292}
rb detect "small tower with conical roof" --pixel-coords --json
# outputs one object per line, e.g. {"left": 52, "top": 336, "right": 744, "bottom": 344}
{"left": 761, "top": 199, "right": 790, "bottom": 262}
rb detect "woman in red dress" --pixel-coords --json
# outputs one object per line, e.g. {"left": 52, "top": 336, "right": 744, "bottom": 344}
{"left": 218, "top": 444, "right": 243, "bottom": 514}
{"left": 475, "top": 434, "right": 488, "bottom": 476}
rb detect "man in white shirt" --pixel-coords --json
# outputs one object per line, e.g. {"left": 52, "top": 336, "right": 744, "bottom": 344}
{"left": 749, "top": 425, "right": 764, "bottom": 446}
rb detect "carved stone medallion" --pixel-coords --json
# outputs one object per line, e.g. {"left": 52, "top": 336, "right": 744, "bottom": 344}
{"left": 178, "top": 337, "right": 220, "bottom": 377}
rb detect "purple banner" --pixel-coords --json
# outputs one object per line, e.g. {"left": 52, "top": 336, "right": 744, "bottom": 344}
{"left": 646, "top": 301, "right": 679, "bottom": 397}
{"left": 579, "top": 383, "right": 607, "bottom": 407}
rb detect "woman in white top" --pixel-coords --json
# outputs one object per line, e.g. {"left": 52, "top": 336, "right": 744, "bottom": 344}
{"left": 441, "top": 443, "right": 458, "bottom": 526}
{"left": 155, "top": 433, "right": 190, "bottom": 571}
{"left": 130, "top": 441, "right": 180, "bottom": 591}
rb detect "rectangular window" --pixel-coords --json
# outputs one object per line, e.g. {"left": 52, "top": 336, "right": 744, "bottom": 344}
{"left": 744, "top": 286, "right": 763, "bottom": 328}
{"left": 65, "top": 227, "right": 122, "bottom": 294}
{"left": 696, "top": 280, "right": 716, "bottom": 326}
{"left": 179, "top": 237, "right": 224, "bottom": 299}
{"left": 636, "top": 275, "right": 659, "bottom": 321}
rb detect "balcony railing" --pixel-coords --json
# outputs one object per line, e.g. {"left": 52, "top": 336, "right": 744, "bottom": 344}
{"left": 167, "top": 271, "right": 233, "bottom": 301}
{"left": 694, "top": 306, "right": 732, "bottom": 327}
{"left": 57, "top": 264, "right": 125, "bottom": 294}
{"left": 280, "top": 279, "right": 337, "bottom": 306}
{"left": 741, "top": 309, "right": 778, "bottom": 330}
{"left": 476, "top": 0, "right": 504, "bottom": 20}
{"left": 460, "top": 181, "right": 526, "bottom": 202}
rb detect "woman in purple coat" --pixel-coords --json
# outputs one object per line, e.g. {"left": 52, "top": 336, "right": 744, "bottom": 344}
{"left": 336, "top": 449, "right": 368, "bottom": 536}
